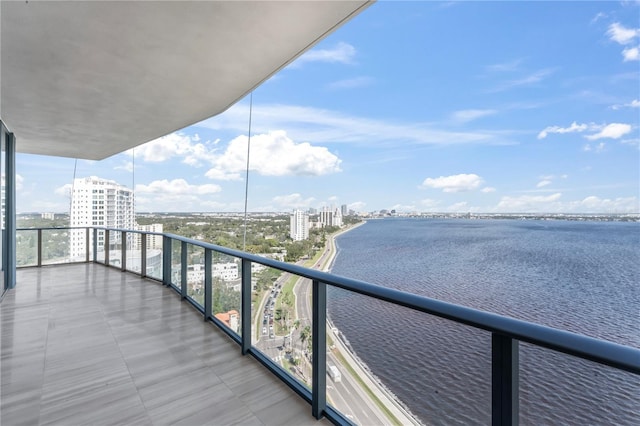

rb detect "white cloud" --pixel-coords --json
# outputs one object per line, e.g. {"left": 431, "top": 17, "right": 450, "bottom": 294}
{"left": 348, "top": 201, "right": 366, "bottom": 212}
{"left": 136, "top": 179, "right": 221, "bottom": 196}
{"left": 607, "top": 23, "right": 640, "bottom": 62}
{"left": 272, "top": 193, "right": 316, "bottom": 209}
{"left": 197, "top": 103, "right": 517, "bottom": 147}
{"left": 583, "top": 142, "right": 607, "bottom": 153}
{"left": 16, "top": 174, "right": 24, "bottom": 191}
{"left": 134, "top": 179, "right": 223, "bottom": 212}
{"left": 448, "top": 202, "right": 469, "bottom": 212}
{"left": 326, "top": 76, "right": 374, "bottom": 90}
{"left": 450, "top": 109, "right": 497, "bottom": 123}
{"left": 537, "top": 122, "right": 592, "bottom": 139}
{"left": 607, "top": 22, "right": 640, "bottom": 45}
{"left": 55, "top": 183, "right": 72, "bottom": 197}
{"left": 205, "top": 131, "right": 341, "bottom": 179}
{"left": 489, "top": 68, "right": 555, "bottom": 92}
{"left": 539, "top": 122, "right": 632, "bottom": 141}
{"left": 622, "top": 46, "right": 640, "bottom": 61}
{"left": 420, "top": 199, "right": 442, "bottom": 208}
{"left": 204, "top": 168, "right": 243, "bottom": 181}
{"left": 481, "top": 187, "right": 496, "bottom": 193}
{"left": 578, "top": 196, "right": 638, "bottom": 213}
{"left": 390, "top": 204, "right": 416, "bottom": 212}
{"left": 496, "top": 193, "right": 563, "bottom": 212}
{"left": 485, "top": 59, "right": 523, "bottom": 72}
{"left": 294, "top": 42, "right": 356, "bottom": 66}
{"left": 621, "top": 138, "right": 640, "bottom": 148}
{"left": 494, "top": 193, "right": 638, "bottom": 213}
{"left": 133, "top": 133, "right": 216, "bottom": 166}
{"left": 536, "top": 180, "right": 552, "bottom": 188}
{"left": 421, "top": 173, "right": 484, "bottom": 192}
{"left": 611, "top": 99, "right": 640, "bottom": 110}
{"left": 114, "top": 161, "right": 134, "bottom": 173}
{"left": 585, "top": 123, "right": 632, "bottom": 140}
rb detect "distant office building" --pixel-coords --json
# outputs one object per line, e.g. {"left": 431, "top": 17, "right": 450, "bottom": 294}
{"left": 341, "top": 204, "right": 348, "bottom": 217}
{"left": 319, "top": 206, "right": 342, "bottom": 228}
{"left": 70, "top": 176, "right": 135, "bottom": 260}
{"left": 308, "top": 207, "right": 317, "bottom": 215}
{"left": 290, "top": 209, "right": 309, "bottom": 241}
{"left": 136, "top": 223, "right": 163, "bottom": 250}
{"left": 41, "top": 212, "right": 55, "bottom": 220}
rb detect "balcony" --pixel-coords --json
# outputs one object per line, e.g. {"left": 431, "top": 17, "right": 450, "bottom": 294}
{"left": 4, "top": 226, "right": 639, "bottom": 425}
{"left": 2, "top": 263, "right": 321, "bottom": 425}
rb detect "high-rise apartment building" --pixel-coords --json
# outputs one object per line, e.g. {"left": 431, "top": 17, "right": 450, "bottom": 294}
{"left": 341, "top": 204, "right": 348, "bottom": 217}
{"left": 70, "top": 176, "right": 135, "bottom": 260}
{"left": 319, "top": 206, "right": 343, "bottom": 228}
{"left": 290, "top": 209, "right": 309, "bottom": 241}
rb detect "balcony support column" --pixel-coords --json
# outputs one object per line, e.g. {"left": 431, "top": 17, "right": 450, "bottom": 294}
{"left": 162, "top": 235, "right": 171, "bottom": 286}
{"left": 204, "top": 249, "right": 212, "bottom": 321}
{"left": 492, "top": 333, "right": 519, "bottom": 426}
{"left": 121, "top": 231, "right": 127, "bottom": 272}
{"left": 37, "top": 229, "right": 42, "bottom": 267}
{"left": 105, "top": 229, "right": 110, "bottom": 266}
{"left": 85, "top": 228, "right": 91, "bottom": 263}
{"left": 4, "top": 127, "right": 16, "bottom": 289}
{"left": 312, "top": 279, "right": 327, "bottom": 419}
{"left": 181, "top": 241, "right": 187, "bottom": 299}
{"left": 241, "top": 259, "right": 252, "bottom": 355}
{"left": 93, "top": 228, "right": 98, "bottom": 262}
{"left": 141, "top": 233, "right": 147, "bottom": 277}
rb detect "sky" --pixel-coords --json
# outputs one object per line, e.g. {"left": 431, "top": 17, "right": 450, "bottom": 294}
{"left": 15, "top": 1, "right": 640, "bottom": 214}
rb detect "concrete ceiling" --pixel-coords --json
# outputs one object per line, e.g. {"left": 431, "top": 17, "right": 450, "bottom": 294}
{"left": 1, "top": 0, "right": 371, "bottom": 160}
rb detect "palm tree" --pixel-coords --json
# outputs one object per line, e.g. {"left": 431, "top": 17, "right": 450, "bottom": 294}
{"left": 299, "top": 325, "right": 311, "bottom": 356}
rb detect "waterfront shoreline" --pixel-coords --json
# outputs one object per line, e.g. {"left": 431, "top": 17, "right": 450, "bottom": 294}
{"left": 321, "top": 221, "right": 423, "bottom": 425}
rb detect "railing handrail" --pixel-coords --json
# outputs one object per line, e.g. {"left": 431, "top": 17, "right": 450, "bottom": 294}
{"left": 17, "top": 225, "right": 640, "bottom": 375}
{"left": 163, "top": 232, "right": 640, "bottom": 375}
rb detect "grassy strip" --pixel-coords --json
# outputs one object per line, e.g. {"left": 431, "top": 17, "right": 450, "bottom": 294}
{"left": 333, "top": 350, "right": 403, "bottom": 426}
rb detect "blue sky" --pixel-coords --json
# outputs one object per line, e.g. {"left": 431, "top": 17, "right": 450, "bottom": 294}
{"left": 16, "top": 1, "right": 640, "bottom": 214}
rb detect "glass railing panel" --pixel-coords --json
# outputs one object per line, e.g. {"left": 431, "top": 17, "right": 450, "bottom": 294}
{"left": 283, "top": 275, "right": 312, "bottom": 388}
{"left": 41, "top": 228, "right": 70, "bottom": 265}
{"left": 145, "top": 233, "right": 163, "bottom": 280}
{"left": 185, "top": 244, "right": 205, "bottom": 309}
{"left": 16, "top": 229, "right": 37, "bottom": 267}
{"left": 125, "top": 232, "right": 142, "bottom": 274}
{"left": 327, "top": 287, "right": 491, "bottom": 425}
{"left": 95, "top": 229, "right": 105, "bottom": 263}
{"left": 519, "top": 343, "right": 639, "bottom": 424}
{"left": 210, "top": 252, "right": 242, "bottom": 337}
{"left": 108, "top": 230, "right": 123, "bottom": 268}
{"left": 170, "top": 239, "right": 181, "bottom": 288}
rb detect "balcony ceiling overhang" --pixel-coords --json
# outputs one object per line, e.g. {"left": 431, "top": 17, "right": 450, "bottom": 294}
{"left": 1, "top": 0, "right": 371, "bottom": 160}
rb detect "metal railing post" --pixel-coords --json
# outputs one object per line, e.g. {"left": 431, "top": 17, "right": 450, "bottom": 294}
{"left": 85, "top": 228, "right": 90, "bottom": 263}
{"left": 105, "top": 229, "right": 110, "bottom": 266}
{"left": 37, "top": 229, "right": 42, "bottom": 267}
{"left": 241, "top": 259, "right": 252, "bottom": 355}
{"left": 492, "top": 333, "right": 519, "bottom": 426}
{"left": 204, "top": 249, "right": 212, "bottom": 321}
{"left": 162, "top": 235, "right": 171, "bottom": 286}
{"left": 141, "top": 233, "right": 147, "bottom": 278}
{"left": 181, "top": 241, "right": 187, "bottom": 299}
{"left": 93, "top": 228, "right": 98, "bottom": 262}
{"left": 312, "top": 279, "right": 327, "bottom": 419}
{"left": 121, "top": 231, "right": 127, "bottom": 272}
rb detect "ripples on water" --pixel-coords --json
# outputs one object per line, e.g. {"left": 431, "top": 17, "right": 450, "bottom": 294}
{"left": 328, "top": 219, "right": 639, "bottom": 425}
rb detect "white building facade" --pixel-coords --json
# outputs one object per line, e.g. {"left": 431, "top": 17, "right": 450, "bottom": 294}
{"left": 70, "top": 176, "right": 135, "bottom": 260}
{"left": 319, "top": 206, "right": 342, "bottom": 228}
{"left": 290, "top": 209, "right": 309, "bottom": 241}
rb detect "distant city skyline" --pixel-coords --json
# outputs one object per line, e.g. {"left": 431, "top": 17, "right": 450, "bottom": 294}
{"left": 15, "top": 1, "right": 640, "bottom": 214}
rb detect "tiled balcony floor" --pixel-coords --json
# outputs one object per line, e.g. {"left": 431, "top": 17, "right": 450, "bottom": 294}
{"left": 1, "top": 264, "right": 324, "bottom": 425}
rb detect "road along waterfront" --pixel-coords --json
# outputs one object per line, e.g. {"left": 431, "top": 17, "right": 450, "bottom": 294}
{"left": 293, "top": 222, "right": 422, "bottom": 425}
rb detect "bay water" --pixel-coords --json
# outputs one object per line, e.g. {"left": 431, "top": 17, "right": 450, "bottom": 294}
{"left": 328, "top": 218, "right": 639, "bottom": 425}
